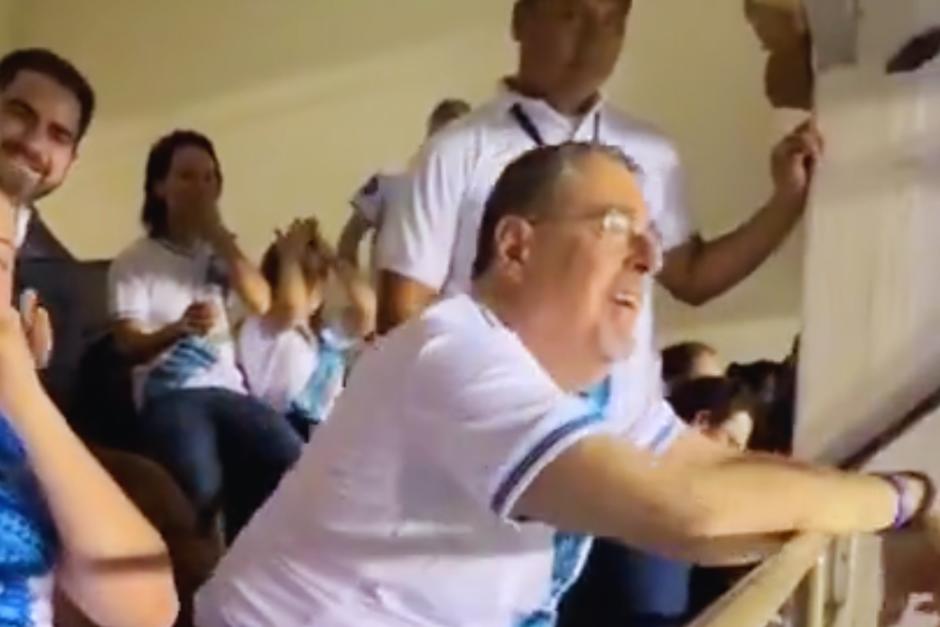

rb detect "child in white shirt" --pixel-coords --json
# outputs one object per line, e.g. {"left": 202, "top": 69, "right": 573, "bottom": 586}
{"left": 239, "top": 219, "right": 375, "bottom": 438}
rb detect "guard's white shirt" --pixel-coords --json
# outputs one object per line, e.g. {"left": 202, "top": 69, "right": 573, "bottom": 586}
{"left": 378, "top": 85, "right": 695, "bottom": 434}
{"left": 350, "top": 171, "right": 402, "bottom": 229}
{"left": 108, "top": 237, "right": 246, "bottom": 407}
{"left": 194, "top": 295, "right": 685, "bottom": 627}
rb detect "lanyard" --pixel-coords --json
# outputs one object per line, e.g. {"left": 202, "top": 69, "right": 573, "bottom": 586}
{"left": 509, "top": 103, "right": 602, "bottom": 147}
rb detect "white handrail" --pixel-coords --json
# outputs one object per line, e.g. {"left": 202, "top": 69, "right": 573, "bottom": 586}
{"left": 686, "top": 533, "right": 831, "bottom": 627}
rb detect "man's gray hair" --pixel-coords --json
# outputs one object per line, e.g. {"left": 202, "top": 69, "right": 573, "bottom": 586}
{"left": 472, "top": 142, "right": 641, "bottom": 279}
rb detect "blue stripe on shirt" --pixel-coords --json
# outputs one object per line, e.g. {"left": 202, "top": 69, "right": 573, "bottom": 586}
{"left": 492, "top": 378, "right": 611, "bottom": 516}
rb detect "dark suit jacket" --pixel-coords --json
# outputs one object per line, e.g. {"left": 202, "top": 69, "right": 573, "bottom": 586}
{"left": 17, "top": 211, "right": 74, "bottom": 262}
{"left": 14, "top": 213, "right": 113, "bottom": 423}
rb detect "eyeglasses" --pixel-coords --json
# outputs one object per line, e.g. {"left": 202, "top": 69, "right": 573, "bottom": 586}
{"left": 530, "top": 205, "right": 664, "bottom": 270}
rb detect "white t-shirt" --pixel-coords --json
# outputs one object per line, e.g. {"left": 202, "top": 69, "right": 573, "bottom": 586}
{"left": 377, "top": 85, "right": 695, "bottom": 441}
{"left": 108, "top": 237, "right": 247, "bottom": 408}
{"left": 238, "top": 316, "right": 356, "bottom": 424}
{"left": 350, "top": 171, "right": 405, "bottom": 275}
{"left": 14, "top": 206, "right": 31, "bottom": 249}
{"left": 195, "top": 295, "right": 685, "bottom": 627}
{"left": 350, "top": 171, "right": 402, "bottom": 229}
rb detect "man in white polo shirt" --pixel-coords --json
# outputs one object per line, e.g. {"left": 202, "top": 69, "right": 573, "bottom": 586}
{"left": 377, "top": 0, "right": 821, "bottom": 415}
{"left": 195, "top": 143, "right": 932, "bottom": 627}
{"left": 377, "top": 6, "right": 821, "bottom": 616}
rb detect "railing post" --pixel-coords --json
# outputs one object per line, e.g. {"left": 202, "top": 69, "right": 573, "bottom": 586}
{"left": 829, "top": 535, "right": 860, "bottom": 627}
{"left": 793, "top": 549, "right": 829, "bottom": 627}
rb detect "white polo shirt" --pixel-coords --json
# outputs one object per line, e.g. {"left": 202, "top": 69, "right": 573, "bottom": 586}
{"left": 194, "top": 295, "right": 685, "bottom": 627}
{"left": 108, "top": 237, "right": 247, "bottom": 407}
{"left": 350, "top": 172, "right": 401, "bottom": 229}
{"left": 377, "top": 84, "right": 695, "bottom": 433}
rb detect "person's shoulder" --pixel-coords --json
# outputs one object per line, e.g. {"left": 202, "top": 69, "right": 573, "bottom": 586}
{"left": 602, "top": 105, "right": 682, "bottom": 167}
{"left": 417, "top": 98, "right": 511, "bottom": 165}
{"left": 414, "top": 296, "right": 547, "bottom": 383}
{"left": 111, "top": 237, "right": 159, "bottom": 272}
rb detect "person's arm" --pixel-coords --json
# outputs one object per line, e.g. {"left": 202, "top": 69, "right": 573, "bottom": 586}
{"left": 375, "top": 137, "right": 466, "bottom": 333}
{"left": 333, "top": 258, "right": 376, "bottom": 338}
{"left": 514, "top": 429, "right": 903, "bottom": 565}
{"left": 0, "top": 309, "right": 177, "bottom": 627}
{"left": 112, "top": 302, "right": 215, "bottom": 365}
{"left": 376, "top": 271, "right": 437, "bottom": 334}
{"left": 206, "top": 227, "right": 271, "bottom": 316}
{"left": 264, "top": 222, "right": 318, "bottom": 333}
{"left": 111, "top": 319, "right": 185, "bottom": 364}
{"left": 19, "top": 290, "right": 52, "bottom": 369}
{"left": 337, "top": 213, "right": 374, "bottom": 268}
{"left": 658, "top": 120, "right": 823, "bottom": 305}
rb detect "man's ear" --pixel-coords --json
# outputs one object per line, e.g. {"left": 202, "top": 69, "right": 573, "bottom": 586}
{"left": 493, "top": 216, "right": 534, "bottom": 279}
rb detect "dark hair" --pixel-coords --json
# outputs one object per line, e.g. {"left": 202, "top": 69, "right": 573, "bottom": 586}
{"left": 0, "top": 48, "right": 96, "bottom": 142}
{"left": 727, "top": 359, "right": 796, "bottom": 453}
{"left": 472, "top": 142, "right": 639, "bottom": 279}
{"left": 662, "top": 341, "right": 717, "bottom": 386}
{"left": 668, "top": 376, "right": 749, "bottom": 430}
{"left": 427, "top": 98, "right": 471, "bottom": 135}
{"left": 141, "top": 130, "right": 222, "bottom": 238}
{"left": 726, "top": 360, "right": 781, "bottom": 404}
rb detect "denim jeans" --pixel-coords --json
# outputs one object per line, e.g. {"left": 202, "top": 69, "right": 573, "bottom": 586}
{"left": 138, "top": 387, "right": 302, "bottom": 543}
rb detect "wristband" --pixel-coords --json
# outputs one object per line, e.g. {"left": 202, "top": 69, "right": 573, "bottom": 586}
{"left": 878, "top": 473, "right": 914, "bottom": 530}
{"left": 876, "top": 471, "right": 935, "bottom": 531}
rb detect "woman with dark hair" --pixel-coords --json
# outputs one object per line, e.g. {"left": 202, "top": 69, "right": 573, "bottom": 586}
{"left": 239, "top": 218, "right": 374, "bottom": 439}
{"left": 107, "top": 130, "right": 302, "bottom": 543}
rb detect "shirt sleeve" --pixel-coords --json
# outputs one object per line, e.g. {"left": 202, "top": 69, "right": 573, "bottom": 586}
{"left": 375, "top": 137, "right": 470, "bottom": 291}
{"left": 656, "top": 152, "right": 695, "bottom": 252}
{"left": 349, "top": 174, "right": 385, "bottom": 226}
{"left": 410, "top": 329, "right": 607, "bottom": 521}
{"left": 604, "top": 353, "right": 688, "bottom": 455}
{"left": 108, "top": 252, "right": 149, "bottom": 323}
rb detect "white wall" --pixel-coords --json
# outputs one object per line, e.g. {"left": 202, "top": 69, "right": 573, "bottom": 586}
{"left": 5, "top": 0, "right": 801, "bottom": 362}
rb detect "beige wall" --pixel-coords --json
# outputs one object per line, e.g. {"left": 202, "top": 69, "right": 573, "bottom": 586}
{"left": 0, "top": 0, "right": 12, "bottom": 49}
{"left": 6, "top": 0, "right": 800, "bottom": 362}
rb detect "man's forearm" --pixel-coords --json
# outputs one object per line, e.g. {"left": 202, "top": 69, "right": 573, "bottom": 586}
{"left": 678, "top": 532, "right": 791, "bottom": 567}
{"left": 515, "top": 432, "right": 899, "bottom": 559}
{"left": 376, "top": 271, "right": 436, "bottom": 334}
{"left": 685, "top": 451, "right": 897, "bottom": 537}
{"left": 660, "top": 194, "right": 802, "bottom": 305}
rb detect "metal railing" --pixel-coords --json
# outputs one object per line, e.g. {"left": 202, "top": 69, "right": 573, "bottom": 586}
{"left": 688, "top": 379, "right": 940, "bottom": 627}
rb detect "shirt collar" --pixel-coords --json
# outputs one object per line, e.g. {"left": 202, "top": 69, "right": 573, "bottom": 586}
{"left": 14, "top": 206, "right": 32, "bottom": 250}
{"left": 154, "top": 237, "right": 209, "bottom": 260}
{"left": 496, "top": 79, "right": 606, "bottom": 131}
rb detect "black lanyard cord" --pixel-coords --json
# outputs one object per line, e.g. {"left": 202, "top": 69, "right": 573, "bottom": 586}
{"left": 509, "top": 103, "right": 602, "bottom": 147}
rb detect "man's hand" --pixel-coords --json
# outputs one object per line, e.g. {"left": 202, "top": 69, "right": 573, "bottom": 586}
{"left": 0, "top": 306, "right": 46, "bottom": 419}
{"left": 176, "top": 302, "right": 217, "bottom": 337}
{"left": 19, "top": 290, "right": 52, "bottom": 370}
{"left": 769, "top": 119, "right": 824, "bottom": 214}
